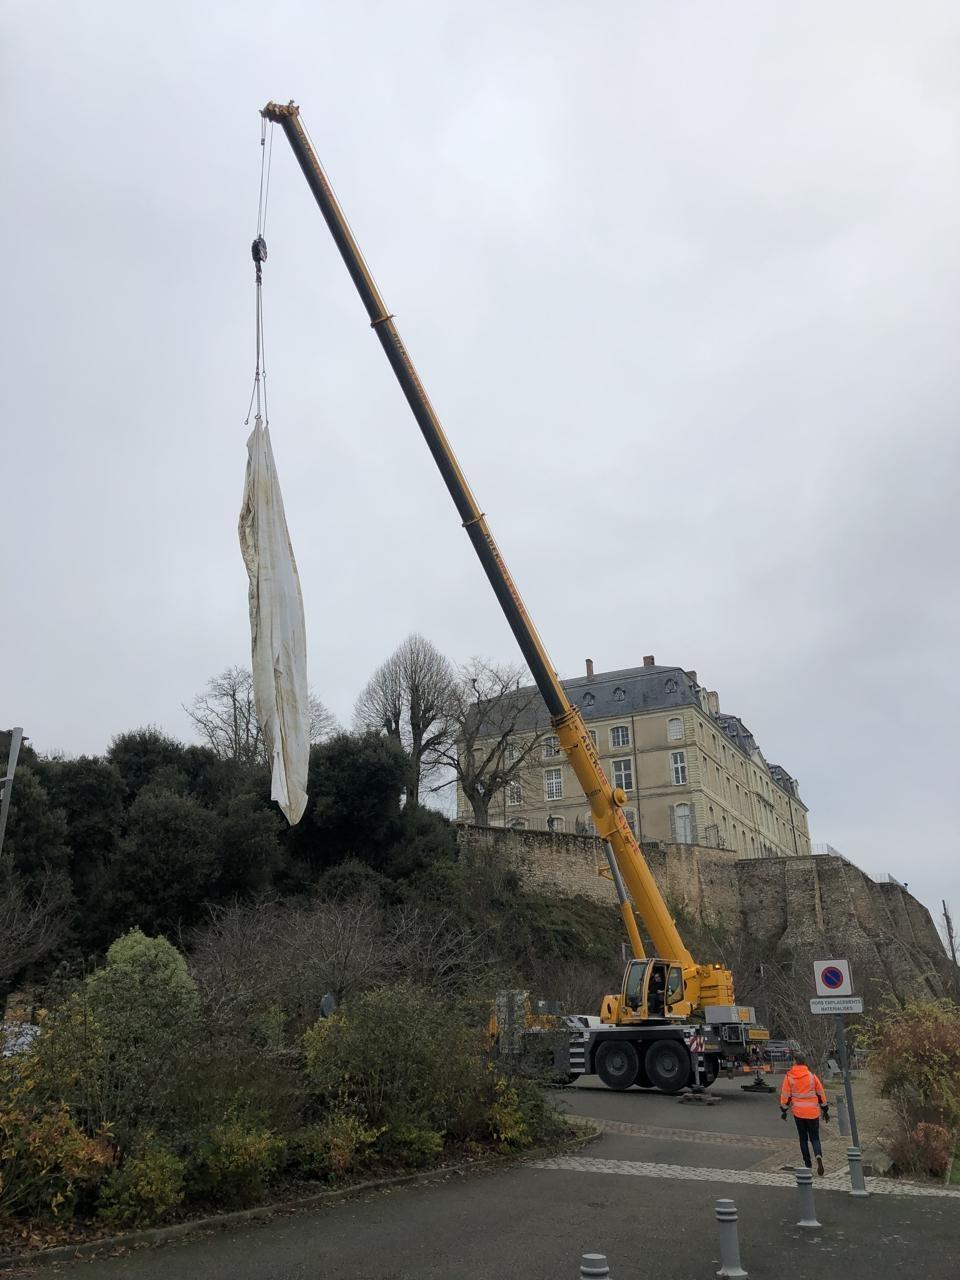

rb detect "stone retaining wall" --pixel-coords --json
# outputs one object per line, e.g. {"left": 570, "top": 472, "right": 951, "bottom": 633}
{"left": 454, "top": 825, "right": 957, "bottom": 1000}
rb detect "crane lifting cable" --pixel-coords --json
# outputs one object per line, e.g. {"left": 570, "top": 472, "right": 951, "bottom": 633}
{"left": 238, "top": 118, "right": 309, "bottom": 825}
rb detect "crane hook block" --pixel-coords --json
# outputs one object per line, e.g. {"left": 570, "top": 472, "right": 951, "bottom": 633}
{"left": 252, "top": 236, "right": 268, "bottom": 265}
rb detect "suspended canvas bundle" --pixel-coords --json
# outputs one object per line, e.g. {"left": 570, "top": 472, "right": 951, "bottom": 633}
{"left": 238, "top": 417, "right": 309, "bottom": 824}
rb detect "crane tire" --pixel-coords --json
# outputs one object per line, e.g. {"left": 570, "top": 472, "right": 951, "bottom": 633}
{"left": 596, "top": 1041, "right": 640, "bottom": 1090}
{"left": 645, "top": 1039, "right": 691, "bottom": 1093}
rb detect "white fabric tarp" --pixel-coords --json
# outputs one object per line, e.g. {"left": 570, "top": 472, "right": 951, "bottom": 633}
{"left": 238, "top": 417, "right": 309, "bottom": 825}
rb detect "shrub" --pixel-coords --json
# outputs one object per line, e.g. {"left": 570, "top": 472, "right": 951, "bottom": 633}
{"left": 97, "top": 1139, "right": 185, "bottom": 1227}
{"left": 864, "top": 999, "right": 960, "bottom": 1126}
{"left": 888, "top": 1120, "right": 954, "bottom": 1180}
{"left": 89, "top": 928, "right": 198, "bottom": 1009}
{"left": 0, "top": 1061, "right": 113, "bottom": 1222}
{"left": 303, "top": 983, "right": 486, "bottom": 1139}
{"left": 29, "top": 930, "right": 200, "bottom": 1149}
{"left": 289, "top": 1111, "right": 384, "bottom": 1180}
{"left": 487, "top": 1073, "right": 565, "bottom": 1150}
{"left": 190, "top": 1120, "right": 284, "bottom": 1206}
{"left": 378, "top": 1122, "right": 443, "bottom": 1167}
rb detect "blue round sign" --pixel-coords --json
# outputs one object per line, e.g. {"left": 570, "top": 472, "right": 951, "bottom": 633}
{"left": 821, "top": 965, "right": 845, "bottom": 990}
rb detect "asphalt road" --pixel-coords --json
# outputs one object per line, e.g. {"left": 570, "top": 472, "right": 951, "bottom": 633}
{"left": 32, "top": 1077, "right": 960, "bottom": 1280}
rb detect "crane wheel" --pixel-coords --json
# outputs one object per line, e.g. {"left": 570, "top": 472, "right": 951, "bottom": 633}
{"left": 645, "top": 1039, "right": 691, "bottom": 1093}
{"left": 595, "top": 1041, "right": 640, "bottom": 1090}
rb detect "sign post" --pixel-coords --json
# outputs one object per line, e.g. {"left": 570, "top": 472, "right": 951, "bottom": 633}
{"left": 811, "top": 961, "right": 866, "bottom": 1194}
{"left": 0, "top": 728, "right": 24, "bottom": 869}
{"left": 829, "top": 1013, "right": 860, "bottom": 1157}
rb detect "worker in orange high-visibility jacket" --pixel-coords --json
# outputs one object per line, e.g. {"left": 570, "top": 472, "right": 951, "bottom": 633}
{"left": 780, "top": 1052, "right": 830, "bottom": 1175}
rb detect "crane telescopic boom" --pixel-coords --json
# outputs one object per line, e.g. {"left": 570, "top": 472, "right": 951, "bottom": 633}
{"left": 261, "top": 101, "right": 739, "bottom": 1011}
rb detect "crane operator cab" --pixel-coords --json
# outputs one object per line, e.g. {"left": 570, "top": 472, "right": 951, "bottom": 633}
{"left": 601, "top": 958, "right": 690, "bottom": 1025}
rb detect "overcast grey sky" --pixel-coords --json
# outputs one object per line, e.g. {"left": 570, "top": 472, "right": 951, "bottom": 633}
{"left": 3, "top": 2, "right": 958, "bottom": 921}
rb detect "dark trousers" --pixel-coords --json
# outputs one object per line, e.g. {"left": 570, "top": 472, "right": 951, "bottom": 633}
{"left": 794, "top": 1116, "right": 822, "bottom": 1167}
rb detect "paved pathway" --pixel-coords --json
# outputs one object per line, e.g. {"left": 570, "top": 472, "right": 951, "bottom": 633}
{"left": 566, "top": 1112, "right": 780, "bottom": 1149}
{"left": 11, "top": 1077, "right": 958, "bottom": 1279}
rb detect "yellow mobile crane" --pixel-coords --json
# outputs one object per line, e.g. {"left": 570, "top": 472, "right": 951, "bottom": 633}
{"left": 262, "top": 102, "right": 770, "bottom": 1094}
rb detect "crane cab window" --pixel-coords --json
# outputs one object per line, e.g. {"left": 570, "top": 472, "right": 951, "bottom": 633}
{"left": 666, "top": 966, "right": 684, "bottom": 1007}
{"left": 622, "top": 959, "right": 648, "bottom": 1011}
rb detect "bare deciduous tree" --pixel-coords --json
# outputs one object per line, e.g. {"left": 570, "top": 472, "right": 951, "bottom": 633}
{"left": 189, "top": 894, "right": 385, "bottom": 1035}
{"left": 0, "top": 869, "right": 71, "bottom": 988}
{"left": 428, "top": 658, "right": 549, "bottom": 826}
{"left": 188, "top": 893, "right": 493, "bottom": 1040}
{"left": 185, "top": 666, "right": 337, "bottom": 766}
{"left": 387, "top": 904, "right": 495, "bottom": 998}
{"left": 354, "top": 635, "right": 454, "bottom": 807}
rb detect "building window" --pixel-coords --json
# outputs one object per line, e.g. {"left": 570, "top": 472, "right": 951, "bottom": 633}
{"left": 542, "top": 735, "right": 560, "bottom": 759}
{"left": 544, "top": 768, "right": 563, "bottom": 801}
{"left": 506, "top": 782, "right": 522, "bottom": 806}
{"left": 547, "top": 815, "right": 565, "bottom": 833}
{"left": 610, "top": 724, "right": 630, "bottom": 748}
{"left": 667, "top": 717, "right": 683, "bottom": 742}
{"left": 624, "top": 808, "right": 638, "bottom": 835}
{"left": 665, "top": 678, "right": 678, "bottom": 693}
{"left": 588, "top": 729, "right": 598, "bottom": 747}
{"left": 671, "top": 751, "right": 687, "bottom": 785}
{"left": 613, "top": 686, "right": 626, "bottom": 701}
{"left": 673, "top": 803, "right": 693, "bottom": 844}
{"left": 611, "top": 757, "right": 634, "bottom": 788}
{"left": 612, "top": 757, "right": 634, "bottom": 791}
{"left": 505, "top": 742, "right": 518, "bottom": 763}
{"left": 583, "top": 692, "right": 595, "bottom": 707}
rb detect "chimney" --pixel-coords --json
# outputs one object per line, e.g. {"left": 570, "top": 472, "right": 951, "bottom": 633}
{"left": 707, "top": 691, "right": 720, "bottom": 715}
{"left": 643, "top": 655, "right": 655, "bottom": 667}
{"left": 585, "top": 658, "right": 594, "bottom": 679}
{"left": 685, "top": 670, "right": 698, "bottom": 685}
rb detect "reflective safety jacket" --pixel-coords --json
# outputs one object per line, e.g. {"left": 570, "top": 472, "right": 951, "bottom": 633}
{"left": 780, "top": 1065, "right": 827, "bottom": 1119}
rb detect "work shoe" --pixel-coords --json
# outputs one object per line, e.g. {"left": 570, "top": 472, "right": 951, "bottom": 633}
{"left": 816, "top": 1155, "right": 824, "bottom": 1177}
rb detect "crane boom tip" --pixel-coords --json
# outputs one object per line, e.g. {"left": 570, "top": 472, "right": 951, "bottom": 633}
{"left": 262, "top": 101, "right": 299, "bottom": 122}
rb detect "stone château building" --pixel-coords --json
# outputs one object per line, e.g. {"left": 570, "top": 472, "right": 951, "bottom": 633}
{"left": 456, "top": 656, "right": 810, "bottom": 858}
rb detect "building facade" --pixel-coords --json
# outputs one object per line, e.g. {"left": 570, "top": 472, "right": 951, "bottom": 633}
{"left": 456, "top": 656, "right": 810, "bottom": 858}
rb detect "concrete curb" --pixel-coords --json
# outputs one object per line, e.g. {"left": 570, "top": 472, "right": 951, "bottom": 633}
{"left": 0, "top": 1122, "right": 601, "bottom": 1271}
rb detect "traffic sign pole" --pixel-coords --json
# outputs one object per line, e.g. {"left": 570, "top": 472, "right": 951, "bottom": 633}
{"left": 835, "top": 1013, "right": 860, "bottom": 1150}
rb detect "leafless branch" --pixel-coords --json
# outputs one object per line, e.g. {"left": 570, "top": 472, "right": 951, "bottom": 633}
{"left": 0, "top": 868, "right": 71, "bottom": 986}
{"left": 185, "top": 666, "right": 338, "bottom": 765}
{"left": 427, "top": 658, "right": 549, "bottom": 825}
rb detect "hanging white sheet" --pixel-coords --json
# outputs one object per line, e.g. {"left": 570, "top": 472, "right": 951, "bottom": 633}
{"left": 238, "top": 417, "right": 309, "bottom": 824}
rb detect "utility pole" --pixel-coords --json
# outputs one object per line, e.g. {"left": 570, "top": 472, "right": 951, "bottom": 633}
{"left": 943, "top": 900, "right": 958, "bottom": 965}
{"left": 0, "top": 727, "right": 24, "bottom": 869}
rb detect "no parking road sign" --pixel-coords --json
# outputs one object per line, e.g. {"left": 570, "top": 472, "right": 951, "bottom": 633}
{"left": 813, "top": 958, "right": 853, "bottom": 996}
